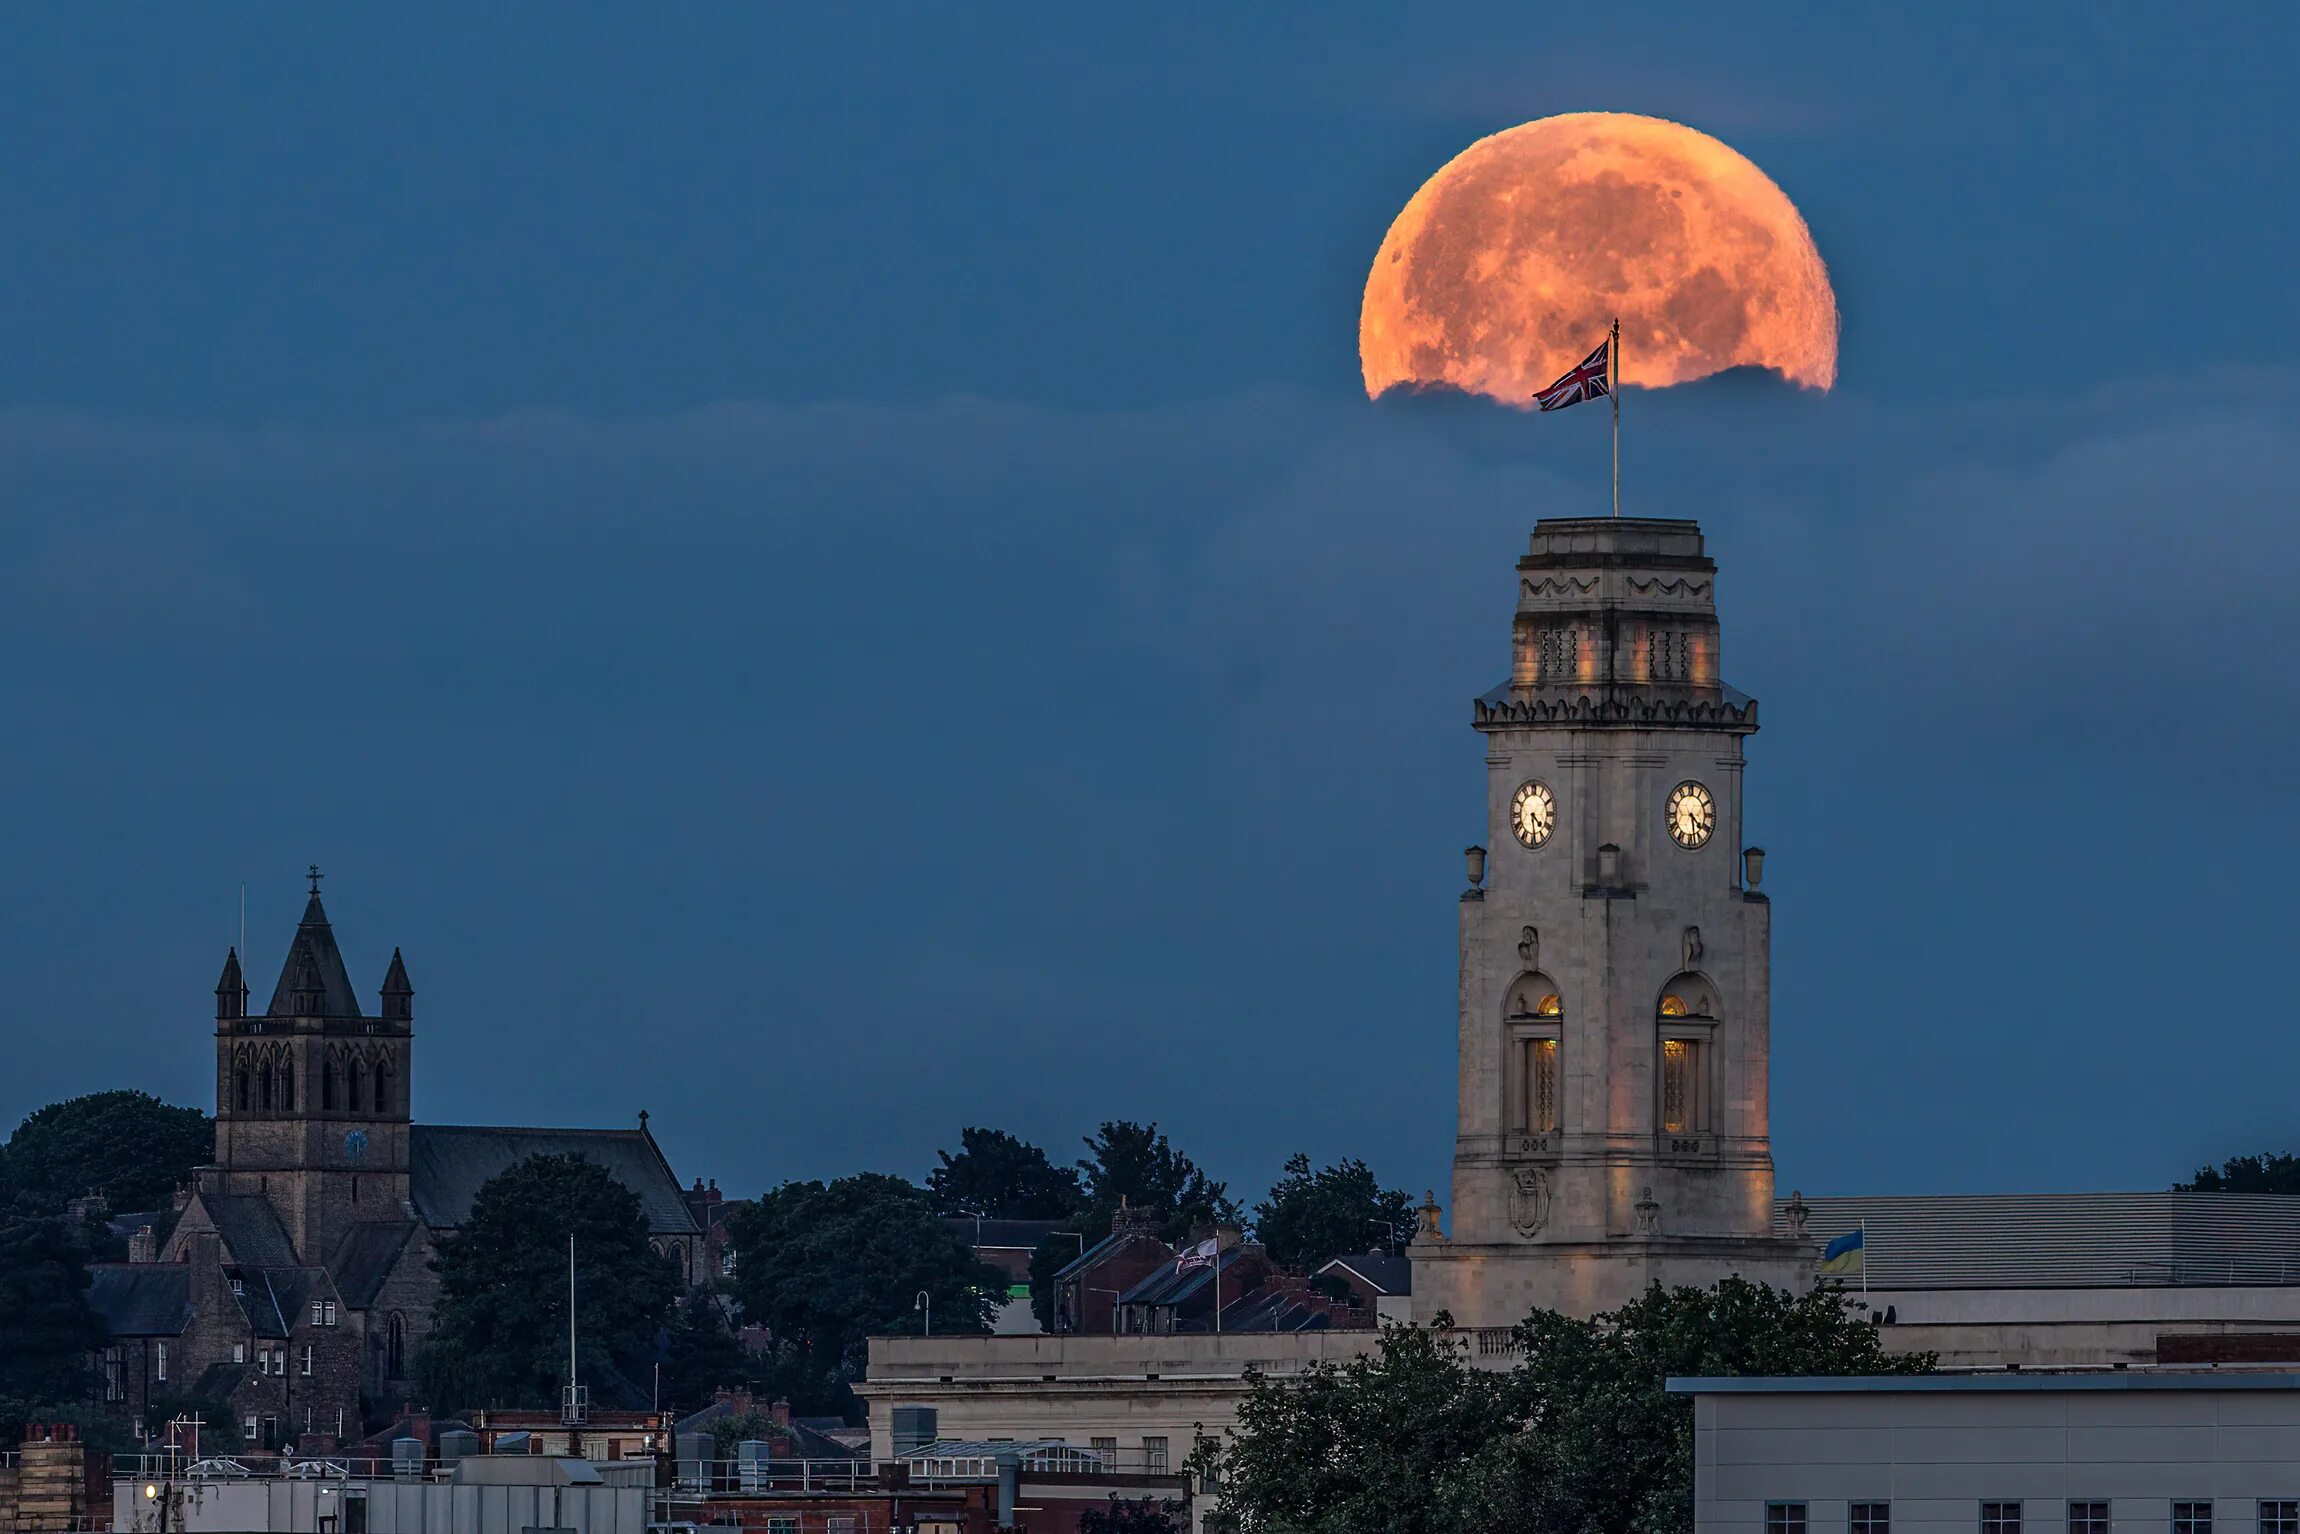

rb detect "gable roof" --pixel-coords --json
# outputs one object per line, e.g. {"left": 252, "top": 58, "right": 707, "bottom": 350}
{"left": 265, "top": 893, "right": 367, "bottom": 1019}
{"left": 88, "top": 1265, "right": 192, "bottom": 1338}
{"left": 1318, "top": 1252, "right": 1412, "bottom": 1295}
{"left": 330, "top": 1220, "right": 420, "bottom": 1309}
{"left": 1057, "top": 1228, "right": 1169, "bottom": 1281}
{"left": 410, "top": 1125, "right": 698, "bottom": 1234}
{"left": 201, "top": 1193, "right": 299, "bottom": 1267}
{"left": 238, "top": 1268, "right": 331, "bottom": 1338}
{"left": 1117, "top": 1243, "right": 1260, "bottom": 1308}
{"left": 1779, "top": 1192, "right": 2300, "bottom": 1290}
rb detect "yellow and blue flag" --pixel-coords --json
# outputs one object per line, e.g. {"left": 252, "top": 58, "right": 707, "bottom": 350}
{"left": 1819, "top": 1226, "right": 1865, "bottom": 1276}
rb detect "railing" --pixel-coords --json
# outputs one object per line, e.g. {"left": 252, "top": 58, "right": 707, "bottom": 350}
{"left": 1473, "top": 1327, "right": 1523, "bottom": 1358}
{"left": 679, "top": 1457, "right": 875, "bottom": 1493}
{"left": 653, "top": 1501, "right": 895, "bottom": 1534}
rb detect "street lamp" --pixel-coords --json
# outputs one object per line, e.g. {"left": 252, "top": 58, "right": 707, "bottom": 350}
{"left": 915, "top": 1290, "right": 931, "bottom": 1337}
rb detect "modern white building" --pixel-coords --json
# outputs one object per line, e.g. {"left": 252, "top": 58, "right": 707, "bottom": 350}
{"left": 1673, "top": 1372, "right": 2300, "bottom": 1534}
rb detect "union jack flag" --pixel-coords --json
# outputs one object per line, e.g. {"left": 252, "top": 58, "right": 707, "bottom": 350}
{"left": 1534, "top": 336, "right": 1614, "bottom": 412}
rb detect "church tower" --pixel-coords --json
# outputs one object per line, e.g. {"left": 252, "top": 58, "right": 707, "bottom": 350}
{"left": 209, "top": 872, "right": 414, "bottom": 1264}
{"left": 1412, "top": 519, "right": 1810, "bottom": 1331}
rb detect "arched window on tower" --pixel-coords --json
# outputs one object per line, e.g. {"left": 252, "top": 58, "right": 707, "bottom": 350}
{"left": 278, "top": 1058, "right": 295, "bottom": 1113}
{"left": 1504, "top": 973, "right": 1565, "bottom": 1143}
{"left": 346, "top": 1060, "right": 364, "bottom": 1116}
{"left": 235, "top": 1058, "right": 251, "bottom": 1114}
{"left": 1656, "top": 973, "right": 1723, "bottom": 1142}
{"left": 321, "top": 1060, "right": 335, "bottom": 1111}
{"left": 386, "top": 1313, "right": 407, "bottom": 1379}
{"left": 259, "top": 1064, "right": 274, "bottom": 1112}
{"left": 374, "top": 1061, "right": 391, "bottom": 1116}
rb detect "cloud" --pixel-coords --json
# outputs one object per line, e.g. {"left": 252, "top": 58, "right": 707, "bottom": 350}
{"left": 2, "top": 369, "right": 2296, "bottom": 1197}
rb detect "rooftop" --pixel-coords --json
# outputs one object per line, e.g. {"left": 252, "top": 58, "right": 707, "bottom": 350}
{"left": 1670, "top": 1371, "right": 2300, "bottom": 1395}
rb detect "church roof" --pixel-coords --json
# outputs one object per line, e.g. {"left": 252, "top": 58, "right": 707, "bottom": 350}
{"left": 265, "top": 893, "right": 367, "bottom": 1019}
{"left": 87, "top": 1264, "right": 192, "bottom": 1337}
{"left": 238, "top": 1267, "right": 328, "bottom": 1338}
{"left": 409, "top": 1125, "right": 699, "bottom": 1235}
{"left": 202, "top": 1193, "right": 300, "bottom": 1267}
{"left": 1780, "top": 1192, "right": 2300, "bottom": 1289}
{"left": 329, "top": 1220, "right": 420, "bottom": 1309}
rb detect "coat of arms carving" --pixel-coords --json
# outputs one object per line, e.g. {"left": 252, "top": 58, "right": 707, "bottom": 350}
{"left": 1509, "top": 1167, "right": 1552, "bottom": 1238}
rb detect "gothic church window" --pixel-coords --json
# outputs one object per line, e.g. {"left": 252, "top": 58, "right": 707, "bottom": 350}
{"left": 386, "top": 1313, "right": 406, "bottom": 1378}
{"left": 236, "top": 1062, "right": 251, "bottom": 1113}
{"left": 278, "top": 1059, "right": 294, "bottom": 1112}
{"left": 374, "top": 1061, "right": 391, "bottom": 1115}
{"left": 321, "top": 1061, "right": 335, "bottom": 1111}
{"left": 346, "top": 1060, "right": 363, "bottom": 1114}
{"left": 260, "top": 1067, "right": 273, "bottom": 1112}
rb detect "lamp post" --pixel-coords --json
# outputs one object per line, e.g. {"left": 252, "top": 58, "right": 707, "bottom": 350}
{"left": 915, "top": 1290, "right": 931, "bottom": 1337}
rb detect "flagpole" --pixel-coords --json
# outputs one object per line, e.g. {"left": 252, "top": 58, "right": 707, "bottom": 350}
{"left": 1860, "top": 1219, "right": 1869, "bottom": 1304}
{"left": 1610, "top": 317, "right": 1621, "bottom": 518}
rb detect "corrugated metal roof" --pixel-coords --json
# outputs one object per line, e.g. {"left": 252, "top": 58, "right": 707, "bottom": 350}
{"left": 410, "top": 1125, "right": 698, "bottom": 1234}
{"left": 1779, "top": 1193, "right": 2300, "bottom": 1289}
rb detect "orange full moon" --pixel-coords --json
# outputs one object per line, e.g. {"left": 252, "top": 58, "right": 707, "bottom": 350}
{"left": 1360, "top": 112, "right": 1837, "bottom": 404}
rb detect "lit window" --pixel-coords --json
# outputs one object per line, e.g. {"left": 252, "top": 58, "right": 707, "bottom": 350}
{"left": 156, "top": 1342, "right": 168, "bottom": 1383}
{"left": 1981, "top": 1502, "right": 2022, "bottom": 1534}
{"left": 2069, "top": 1503, "right": 2109, "bottom": 1534}
{"left": 2175, "top": 1502, "right": 2212, "bottom": 1534}
{"left": 1659, "top": 994, "right": 1688, "bottom": 1017}
{"left": 1852, "top": 1503, "right": 1890, "bottom": 1534}
{"left": 312, "top": 1301, "right": 324, "bottom": 1326}
{"left": 301, "top": 1345, "right": 313, "bottom": 1377}
{"left": 1535, "top": 993, "right": 1562, "bottom": 1017}
{"left": 232, "top": 1343, "right": 245, "bottom": 1364}
{"left": 1527, "top": 1038, "right": 1559, "bottom": 1133}
{"left": 243, "top": 1416, "right": 257, "bottom": 1441}
{"left": 1767, "top": 1504, "right": 1807, "bottom": 1534}
{"left": 2260, "top": 1504, "right": 2298, "bottom": 1534}
{"left": 766, "top": 1519, "right": 798, "bottom": 1534}
{"left": 1662, "top": 1038, "right": 1706, "bottom": 1134}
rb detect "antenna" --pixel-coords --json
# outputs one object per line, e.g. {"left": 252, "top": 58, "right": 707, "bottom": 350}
{"left": 561, "top": 1232, "right": 588, "bottom": 1425}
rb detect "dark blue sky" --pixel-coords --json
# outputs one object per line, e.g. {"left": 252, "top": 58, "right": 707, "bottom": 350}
{"left": 5, "top": 6, "right": 2297, "bottom": 1208}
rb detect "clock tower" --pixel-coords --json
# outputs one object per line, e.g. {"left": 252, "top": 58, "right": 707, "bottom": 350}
{"left": 1412, "top": 517, "right": 1811, "bottom": 1331}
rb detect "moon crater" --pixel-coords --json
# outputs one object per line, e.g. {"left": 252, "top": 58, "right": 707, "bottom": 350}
{"left": 1361, "top": 112, "right": 1837, "bottom": 404}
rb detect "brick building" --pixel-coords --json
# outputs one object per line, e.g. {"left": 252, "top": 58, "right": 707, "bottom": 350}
{"left": 87, "top": 877, "right": 700, "bottom": 1449}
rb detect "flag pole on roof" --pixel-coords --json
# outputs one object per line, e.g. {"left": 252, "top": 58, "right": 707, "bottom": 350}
{"left": 1611, "top": 317, "right": 1621, "bottom": 519}
{"left": 1531, "top": 322, "right": 1623, "bottom": 516}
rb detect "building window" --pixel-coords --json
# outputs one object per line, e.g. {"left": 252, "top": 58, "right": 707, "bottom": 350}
{"left": 313, "top": 1300, "right": 325, "bottom": 1326}
{"left": 1766, "top": 1503, "right": 1807, "bottom": 1534}
{"left": 827, "top": 1519, "right": 856, "bottom": 1534}
{"left": 321, "top": 1061, "right": 335, "bottom": 1111}
{"left": 1661, "top": 1038, "right": 1701, "bottom": 1132}
{"left": 1527, "top": 1037, "right": 1559, "bottom": 1132}
{"left": 279, "top": 1064, "right": 294, "bottom": 1112}
{"left": 375, "top": 1062, "right": 391, "bottom": 1115}
{"left": 765, "top": 1519, "right": 798, "bottom": 1534}
{"left": 229, "top": 1276, "right": 245, "bottom": 1297}
{"left": 386, "top": 1313, "right": 407, "bottom": 1378}
{"left": 2174, "top": 1502, "right": 2212, "bottom": 1534}
{"left": 232, "top": 1342, "right": 245, "bottom": 1364}
{"left": 1144, "top": 1436, "right": 1169, "bottom": 1474}
{"left": 301, "top": 1345, "right": 313, "bottom": 1376}
{"left": 2261, "top": 1504, "right": 2299, "bottom": 1534}
{"left": 1981, "top": 1502, "right": 2022, "bottom": 1534}
{"left": 1851, "top": 1503, "right": 1890, "bottom": 1534}
{"left": 155, "top": 1342, "right": 167, "bottom": 1382}
{"left": 324, "top": 1300, "right": 338, "bottom": 1326}
{"left": 2067, "top": 1502, "right": 2109, "bottom": 1534}
{"left": 104, "top": 1347, "right": 123, "bottom": 1401}
{"left": 243, "top": 1415, "right": 257, "bottom": 1442}
{"left": 236, "top": 1067, "right": 251, "bottom": 1112}
{"left": 346, "top": 1061, "right": 363, "bottom": 1113}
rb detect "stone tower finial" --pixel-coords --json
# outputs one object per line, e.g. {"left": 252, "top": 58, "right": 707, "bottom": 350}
{"left": 215, "top": 948, "right": 247, "bottom": 1022}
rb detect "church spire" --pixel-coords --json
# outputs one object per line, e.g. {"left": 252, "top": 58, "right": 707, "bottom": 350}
{"left": 214, "top": 948, "right": 247, "bottom": 1022}
{"left": 265, "top": 871, "right": 365, "bottom": 1019}
{"left": 380, "top": 947, "right": 414, "bottom": 1023}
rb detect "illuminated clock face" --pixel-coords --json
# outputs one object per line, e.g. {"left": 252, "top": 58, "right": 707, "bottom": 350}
{"left": 1511, "top": 780, "right": 1556, "bottom": 849}
{"left": 1666, "top": 781, "right": 1716, "bottom": 849}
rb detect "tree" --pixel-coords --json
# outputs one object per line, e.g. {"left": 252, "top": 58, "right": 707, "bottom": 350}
{"left": 416, "top": 1154, "right": 678, "bottom": 1414}
{"left": 2177, "top": 1153, "right": 2300, "bottom": 1194}
{"left": 1077, "top": 1121, "right": 1237, "bottom": 1243}
{"left": 657, "top": 1292, "right": 752, "bottom": 1415}
{"left": 723, "top": 1173, "right": 1004, "bottom": 1416}
{"left": 1252, "top": 1153, "right": 1415, "bottom": 1272}
{"left": 928, "top": 1128, "right": 1084, "bottom": 1219}
{"left": 1211, "top": 1279, "right": 1935, "bottom": 1534}
{"left": 1078, "top": 1495, "right": 1187, "bottom": 1533}
{"left": 3, "top": 1091, "right": 212, "bottom": 1215}
{"left": 0, "top": 1214, "right": 107, "bottom": 1440}
{"left": 1214, "top": 1321, "right": 1509, "bottom": 1534}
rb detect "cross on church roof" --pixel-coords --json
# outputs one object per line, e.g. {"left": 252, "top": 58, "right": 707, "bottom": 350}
{"left": 308, "top": 864, "right": 323, "bottom": 896}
